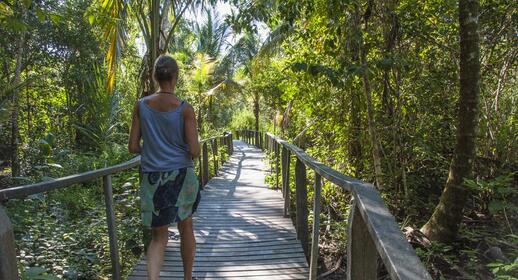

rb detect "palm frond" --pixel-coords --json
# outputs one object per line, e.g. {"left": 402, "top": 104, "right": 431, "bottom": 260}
{"left": 87, "top": 0, "right": 128, "bottom": 93}
{"left": 0, "top": 75, "right": 40, "bottom": 123}
{"left": 257, "top": 21, "right": 293, "bottom": 59}
{"left": 205, "top": 78, "right": 243, "bottom": 97}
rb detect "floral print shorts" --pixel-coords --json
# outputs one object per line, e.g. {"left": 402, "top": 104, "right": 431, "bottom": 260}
{"left": 140, "top": 167, "right": 200, "bottom": 228}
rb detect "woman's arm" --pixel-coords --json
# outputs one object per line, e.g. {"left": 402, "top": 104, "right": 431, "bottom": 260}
{"left": 183, "top": 103, "right": 201, "bottom": 158}
{"left": 128, "top": 101, "right": 142, "bottom": 154}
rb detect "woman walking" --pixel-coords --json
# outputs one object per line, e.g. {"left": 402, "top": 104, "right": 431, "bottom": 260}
{"left": 128, "top": 55, "right": 201, "bottom": 280}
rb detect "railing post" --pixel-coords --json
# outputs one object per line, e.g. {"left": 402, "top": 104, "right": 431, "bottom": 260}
{"left": 310, "top": 174, "right": 322, "bottom": 280}
{"left": 275, "top": 141, "right": 280, "bottom": 189}
{"left": 230, "top": 133, "right": 234, "bottom": 154}
{"left": 0, "top": 205, "right": 19, "bottom": 280}
{"left": 281, "top": 146, "right": 291, "bottom": 217}
{"left": 226, "top": 134, "right": 232, "bottom": 157}
{"left": 198, "top": 155, "right": 203, "bottom": 187}
{"left": 295, "top": 157, "right": 309, "bottom": 258}
{"left": 281, "top": 146, "right": 287, "bottom": 197}
{"left": 212, "top": 139, "right": 219, "bottom": 176}
{"left": 220, "top": 137, "right": 225, "bottom": 161}
{"left": 347, "top": 199, "right": 378, "bottom": 280}
{"left": 102, "top": 175, "right": 121, "bottom": 280}
{"left": 202, "top": 142, "right": 209, "bottom": 186}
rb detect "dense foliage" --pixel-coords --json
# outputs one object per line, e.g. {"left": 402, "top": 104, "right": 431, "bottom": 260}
{"left": 0, "top": 0, "right": 516, "bottom": 279}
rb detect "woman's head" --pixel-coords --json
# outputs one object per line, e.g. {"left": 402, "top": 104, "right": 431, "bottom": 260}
{"left": 153, "top": 54, "right": 179, "bottom": 84}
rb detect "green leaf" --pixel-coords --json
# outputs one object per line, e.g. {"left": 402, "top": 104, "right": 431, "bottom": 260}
{"left": 49, "top": 13, "right": 61, "bottom": 24}
{"left": 24, "top": 267, "right": 46, "bottom": 277}
{"left": 22, "top": 0, "right": 32, "bottom": 8}
{"left": 88, "top": 15, "right": 96, "bottom": 25}
{"left": 0, "top": 2, "right": 14, "bottom": 17}
{"left": 488, "top": 200, "right": 505, "bottom": 215}
{"left": 33, "top": 276, "right": 60, "bottom": 280}
{"left": 35, "top": 8, "right": 46, "bottom": 22}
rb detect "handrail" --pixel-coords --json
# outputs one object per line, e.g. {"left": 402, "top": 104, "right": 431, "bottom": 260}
{"left": 0, "top": 135, "right": 230, "bottom": 201}
{"left": 0, "top": 157, "right": 141, "bottom": 201}
{"left": 237, "top": 129, "right": 431, "bottom": 280}
{"left": 0, "top": 132, "right": 233, "bottom": 280}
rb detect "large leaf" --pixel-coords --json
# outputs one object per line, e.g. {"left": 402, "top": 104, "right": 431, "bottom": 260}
{"left": 86, "top": 0, "right": 128, "bottom": 93}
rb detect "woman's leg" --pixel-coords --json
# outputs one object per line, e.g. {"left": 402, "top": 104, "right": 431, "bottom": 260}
{"left": 146, "top": 225, "right": 169, "bottom": 280}
{"left": 178, "top": 216, "right": 196, "bottom": 280}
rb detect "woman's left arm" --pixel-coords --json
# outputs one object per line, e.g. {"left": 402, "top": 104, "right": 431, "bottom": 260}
{"left": 128, "top": 101, "right": 142, "bottom": 154}
{"left": 183, "top": 103, "right": 201, "bottom": 158}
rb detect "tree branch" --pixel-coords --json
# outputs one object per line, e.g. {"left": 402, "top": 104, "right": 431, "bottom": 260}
{"left": 163, "top": 0, "right": 193, "bottom": 51}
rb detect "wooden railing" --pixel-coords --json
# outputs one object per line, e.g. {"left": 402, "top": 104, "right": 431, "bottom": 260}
{"left": 0, "top": 133, "right": 233, "bottom": 280}
{"left": 236, "top": 130, "right": 432, "bottom": 280}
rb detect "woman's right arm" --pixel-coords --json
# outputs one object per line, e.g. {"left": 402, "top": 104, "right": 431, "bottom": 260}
{"left": 128, "top": 101, "right": 141, "bottom": 154}
{"left": 183, "top": 103, "right": 201, "bottom": 158}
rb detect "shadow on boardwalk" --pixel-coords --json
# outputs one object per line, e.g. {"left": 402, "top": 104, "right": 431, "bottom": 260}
{"left": 128, "top": 141, "right": 308, "bottom": 280}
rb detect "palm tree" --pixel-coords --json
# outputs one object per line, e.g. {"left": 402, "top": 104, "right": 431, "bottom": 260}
{"left": 88, "top": 0, "right": 217, "bottom": 96}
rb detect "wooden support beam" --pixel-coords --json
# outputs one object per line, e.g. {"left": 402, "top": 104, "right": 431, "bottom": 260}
{"left": 295, "top": 158, "right": 309, "bottom": 258}
{"left": 0, "top": 205, "right": 19, "bottom": 280}
{"left": 202, "top": 142, "right": 209, "bottom": 186}
{"left": 229, "top": 133, "right": 234, "bottom": 154}
{"left": 103, "top": 175, "right": 121, "bottom": 280}
{"left": 283, "top": 148, "right": 291, "bottom": 217}
{"left": 347, "top": 200, "right": 378, "bottom": 280}
{"left": 309, "top": 174, "right": 322, "bottom": 280}
{"left": 275, "top": 141, "right": 280, "bottom": 189}
{"left": 281, "top": 146, "right": 287, "bottom": 199}
{"left": 212, "top": 139, "right": 219, "bottom": 176}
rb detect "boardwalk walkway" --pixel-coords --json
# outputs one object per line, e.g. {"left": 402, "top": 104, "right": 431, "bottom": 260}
{"left": 128, "top": 140, "right": 309, "bottom": 279}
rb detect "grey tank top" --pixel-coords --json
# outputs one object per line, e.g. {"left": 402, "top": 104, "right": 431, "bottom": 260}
{"left": 139, "top": 98, "right": 193, "bottom": 172}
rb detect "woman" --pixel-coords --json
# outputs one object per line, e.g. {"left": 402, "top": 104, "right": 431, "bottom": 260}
{"left": 128, "top": 54, "right": 201, "bottom": 280}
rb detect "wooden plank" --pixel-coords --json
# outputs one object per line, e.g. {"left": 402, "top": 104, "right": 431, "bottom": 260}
{"left": 139, "top": 258, "right": 308, "bottom": 267}
{"left": 134, "top": 262, "right": 308, "bottom": 272}
{"left": 162, "top": 247, "right": 304, "bottom": 257}
{"left": 167, "top": 239, "right": 303, "bottom": 248}
{"left": 164, "top": 243, "right": 304, "bottom": 253}
{"left": 129, "top": 274, "right": 308, "bottom": 280}
{"left": 131, "top": 268, "right": 309, "bottom": 277}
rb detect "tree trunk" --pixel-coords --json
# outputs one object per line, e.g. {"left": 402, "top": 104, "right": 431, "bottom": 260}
{"left": 10, "top": 13, "right": 26, "bottom": 177}
{"left": 357, "top": 5, "right": 385, "bottom": 189}
{"left": 361, "top": 58, "right": 385, "bottom": 190}
{"left": 349, "top": 89, "right": 363, "bottom": 176}
{"left": 421, "top": 0, "right": 480, "bottom": 242}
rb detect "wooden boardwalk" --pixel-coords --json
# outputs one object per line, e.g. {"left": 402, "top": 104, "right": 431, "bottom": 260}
{"left": 128, "top": 141, "right": 309, "bottom": 280}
